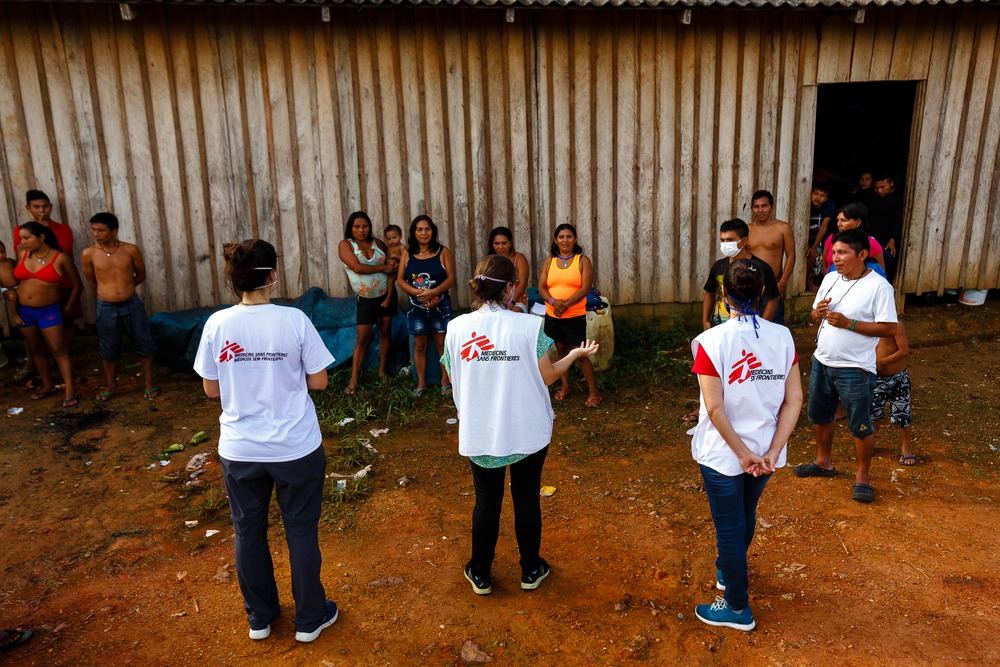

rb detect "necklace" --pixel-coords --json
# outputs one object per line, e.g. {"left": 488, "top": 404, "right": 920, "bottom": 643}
{"left": 557, "top": 252, "right": 575, "bottom": 267}
{"left": 32, "top": 248, "right": 52, "bottom": 264}
{"left": 816, "top": 268, "right": 870, "bottom": 339}
{"left": 98, "top": 241, "right": 121, "bottom": 257}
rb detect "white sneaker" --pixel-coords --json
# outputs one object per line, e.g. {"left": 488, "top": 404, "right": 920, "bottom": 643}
{"left": 248, "top": 625, "right": 270, "bottom": 640}
{"left": 295, "top": 601, "right": 338, "bottom": 643}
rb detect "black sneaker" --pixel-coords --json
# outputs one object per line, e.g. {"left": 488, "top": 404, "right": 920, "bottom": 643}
{"left": 521, "top": 559, "right": 550, "bottom": 590}
{"left": 464, "top": 566, "right": 492, "bottom": 595}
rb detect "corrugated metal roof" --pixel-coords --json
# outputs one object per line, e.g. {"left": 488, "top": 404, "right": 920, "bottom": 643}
{"left": 31, "top": 0, "right": 995, "bottom": 10}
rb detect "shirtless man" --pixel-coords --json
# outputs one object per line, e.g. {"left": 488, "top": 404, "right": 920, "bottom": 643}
{"left": 81, "top": 212, "right": 158, "bottom": 401}
{"left": 747, "top": 190, "right": 796, "bottom": 324}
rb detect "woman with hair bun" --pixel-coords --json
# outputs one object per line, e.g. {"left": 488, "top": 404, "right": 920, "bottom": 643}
{"left": 194, "top": 239, "right": 339, "bottom": 644}
{"left": 689, "top": 259, "right": 802, "bottom": 632}
{"left": 442, "top": 254, "right": 598, "bottom": 596}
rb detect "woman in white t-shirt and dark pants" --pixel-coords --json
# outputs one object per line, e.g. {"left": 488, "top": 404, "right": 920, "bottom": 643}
{"left": 689, "top": 259, "right": 802, "bottom": 631}
{"left": 442, "top": 254, "right": 598, "bottom": 595}
{"left": 194, "top": 240, "right": 339, "bottom": 644}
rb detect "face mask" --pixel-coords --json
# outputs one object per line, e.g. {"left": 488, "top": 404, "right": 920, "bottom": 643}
{"left": 720, "top": 240, "right": 742, "bottom": 258}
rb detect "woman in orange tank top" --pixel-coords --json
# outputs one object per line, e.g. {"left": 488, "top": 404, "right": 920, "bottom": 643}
{"left": 538, "top": 224, "right": 602, "bottom": 408}
{"left": 1, "top": 222, "right": 80, "bottom": 406}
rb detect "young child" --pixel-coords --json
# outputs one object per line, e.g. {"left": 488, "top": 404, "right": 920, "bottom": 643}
{"left": 872, "top": 319, "right": 915, "bottom": 465}
{"left": 806, "top": 183, "right": 835, "bottom": 291}
{"left": 381, "top": 225, "right": 403, "bottom": 309}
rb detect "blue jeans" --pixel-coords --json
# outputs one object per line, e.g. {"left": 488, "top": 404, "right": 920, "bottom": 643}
{"left": 808, "top": 357, "right": 876, "bottom": 438}
{"left": 699, "top": 464, "right": 772, "bottom": 611}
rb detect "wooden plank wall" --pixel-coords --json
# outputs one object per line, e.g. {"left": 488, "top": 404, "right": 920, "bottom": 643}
{"left": 0, "top": 5, "right": 998, "bottom": 318}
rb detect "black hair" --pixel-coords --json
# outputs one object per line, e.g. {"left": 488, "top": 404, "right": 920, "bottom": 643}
{"left": 468, "top": 254, "right": 516, "bottom": 310}
{"left": 487, "top": 226, "right": 515, "bottom": 256}
{"left": 751, "top": 190, "right": 774, "bottom": 206}
{"left": 837, "top": 202, "right": 869, "bottom": 229}
{"left": 723, "top": 259, "right": 765, "bottom": 315}
{"left": 89, "top": 212, "right": 120, "bottom": 231}
{"left": 831, "top": 228, "right": 870, "bottom": 257}
{"left": 407, "top": 215, "right": 441, "bottom": 255}
{"left": 549, "top": 223, "right": 583, "bottom": 257}
{"left": 812, "top": 183, "right": 830, "bottom": 195}
{"left": 19, "top": 221, "right": 62, "bottom": 252}
{"left": 25, "top": 189, "right": 50, "bottom": 206}
{"left": 344, "top": 211, "right": 373, "bottom": 242}
{"left": 719, "top": 218, "right": 749, "bottom": 239}
{"left": 222, "top": 239, "right": 278, "bottom": 297}
{"left": 873, "top": 172, "right": 894, "bottom": 184}
{"left": 384, "top": 224, "right": 403, "bottom": 237}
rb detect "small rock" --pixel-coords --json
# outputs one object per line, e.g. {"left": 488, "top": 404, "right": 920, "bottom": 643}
{"left": 614, "top": 594, "right": 632, "bottom": 612}
{"left": 367, "top": 576, "right": 405, "bottom": 589}
{"left": 677, "top": 612, "right": 686, "bottom": 620}
{"left": 652, "top": 569, "right": 667, "bottom": 580}
{"left": 460, "top": 640, "right": 492, "bottom": 664}
{"left": 398, "top": 476, "right": 412, "bottom": 487}
{"left": 341, "top": 584, "right": 353, "bottom": 592}
{"left": 781, "top": 593, "right": 795, "bottom": 601}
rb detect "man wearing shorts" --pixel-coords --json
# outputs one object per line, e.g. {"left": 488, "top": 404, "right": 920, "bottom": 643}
{"left": 81, "top": 212, "right": 158, "bottom": 401}
{"left": 794, "top": 228, "right": 897, "bottom": 503}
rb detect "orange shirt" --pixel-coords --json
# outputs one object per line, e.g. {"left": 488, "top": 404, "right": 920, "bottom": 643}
{"left": 544, "top": 254, "right": 586, "bottom": 318}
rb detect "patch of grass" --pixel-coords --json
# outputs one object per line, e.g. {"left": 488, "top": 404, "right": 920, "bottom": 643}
{"left": 184, "top": 484, "right": 230, "bottom": 521}
{"left": 601, "top": 317, "right": 696, "bottom": 391}
{"left": 312, "top": 368, "right": 449, "bottom": 435}
{"left": 109, "top": 526, "right": 153, "bottom": 538}
{"left": 329, "top": 434, "right": 379, "bottom": 471}
{"left": 321, "top": 475, "right": 375, "bottom": 527}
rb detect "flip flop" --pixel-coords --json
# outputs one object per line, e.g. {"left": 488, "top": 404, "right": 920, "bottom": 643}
{"left": 411, "top": 387, "right": 427, "bottom": 398}
{"left": 440, "top": 384, "right": 453, "bottom": 397}
{"left": 584, "top": 395, "right": 603, "bottom": 408}
{"left": 12, "top": 369, "right": 32, "bottom": 383}
{"left": 554, "top": 389, "right": 571, "bottom": 401}
{"left": 96, "top": 390, "right": 116, "bottom": 402}
{"left": 344, "top": 383, "right": 358, "bottom": 396}
{"left": 852, "top": 483, "right": 876, "bottom": 503}
{"left": 792, "top": 462, "right": 837, "bottom": 478}
{"left": 0, "top": 628, "right": 31, "bottom": 651}
{"left": 30, "top": 389, "right": 55, "bottom": 400}
{"left": 144, "top": 388, "right": 160, "bottom": 400}
{"left": 899, "top": 454, "right": 917, "bottom": 466}
{"left": 62, "top": 395, "right": 80, "bottom": 408}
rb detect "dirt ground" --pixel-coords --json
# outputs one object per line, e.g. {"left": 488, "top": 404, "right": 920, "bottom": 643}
{"left": 1, "top": 297, "right": 999, "bottom": 666}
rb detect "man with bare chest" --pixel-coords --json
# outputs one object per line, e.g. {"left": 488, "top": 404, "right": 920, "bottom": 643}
{"left": 81, "top": 212, "right": 158, "bottom": 401}
{"left": 747, "top": 190, "right": 796, "bottom": 324}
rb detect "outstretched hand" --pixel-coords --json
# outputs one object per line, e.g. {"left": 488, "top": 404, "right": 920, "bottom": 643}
{"left": 572, "top": 339, "right": 600, "bottom": 359}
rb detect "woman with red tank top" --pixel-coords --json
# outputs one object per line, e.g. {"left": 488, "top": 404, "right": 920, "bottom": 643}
{"left": 1, "top": 222, "right": 81, "bottom": 406}
{"left": 538, "top": 223, "right": 602, "bottom": 408}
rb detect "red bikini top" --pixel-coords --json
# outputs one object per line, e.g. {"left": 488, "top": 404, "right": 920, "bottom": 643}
{"left": 13, "top": 250, "right": 63, "bottom": 284}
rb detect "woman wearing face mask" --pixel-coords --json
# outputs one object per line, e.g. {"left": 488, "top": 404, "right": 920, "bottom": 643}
{"left": 194, "top": 240, "right": 339, "bottom": 644}
{"left": 689, "top": 259, "right": 802, "bottom": 632}
{"left": 702, "top": 219, "right": 780, "bottom": 331}
{"left": 486, "top": 227, "right": 530, "bottom": 313}
{"left": 442, "top": 254, "right": 599, "bottom": 596}
{"left": 821, "top": 203, "right": 886, "bottom": 277}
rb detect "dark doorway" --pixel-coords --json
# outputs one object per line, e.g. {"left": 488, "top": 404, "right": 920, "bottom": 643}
{"left": 813, "top": 81, "right": 916, "bottom": 203}
{"left": 812, "top": 81, "right": 917, "bottom": 283}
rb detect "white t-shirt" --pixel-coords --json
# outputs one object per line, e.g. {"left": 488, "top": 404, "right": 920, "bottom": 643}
{"left": 812, "top": 270, "right": 897, "bottom": 374}
{"left": 690, "top": 318, "right": 797, "bottom": 477}
{"left": 193, "top": 304, "right": 335, "bottom": 462}
{"left": 443, "top": 306, "right": 554, "bottom": 458}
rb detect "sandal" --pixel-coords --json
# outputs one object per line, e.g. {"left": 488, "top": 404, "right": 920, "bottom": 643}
{"left": 144, "top": 388, "right": 160, "bottom": 400}
{"left": 584, "top": 395, "right": 603, "bottom": 408}
{"left": 554, "top": 389, "right": 571, "bottom": 401}
{"left": 440, "top": 384, "right": 453, "bottom": 397}
{"left": 792, "top": 462, "right": 837, "bottom": 478}
{"left": 12, "top": 369, "right": 32, "bottom": 383}
{"left": 899, "top": 454, "right": 917, "bottom": 466}
{"left": 96, "top": 390, "right": 116, "bottom": 402}
{"left": 344, "top": 382, "right": 358, "bottom": 396}
{"left": 851, "top": 483, "right": 876, "bottom": 503}
{"left": 0, "top": 628, "right": 32, "bottom": 651}
{"left": 62, "top": 395, "right": 80, "bottom": 408}
{"left": 411, "top": 387, "right": 427, "bottom": 398}
{"left": 30, "top": 389, "right": 55, "bottom": 400}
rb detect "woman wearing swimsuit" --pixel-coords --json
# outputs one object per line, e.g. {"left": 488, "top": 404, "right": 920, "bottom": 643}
{"left": 2, "top": 222, "right": 81, "bottom": 406}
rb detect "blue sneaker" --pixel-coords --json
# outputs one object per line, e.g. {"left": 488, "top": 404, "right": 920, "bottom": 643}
{"left": 521, "top": 559, "right": 550, "bottom": 590}
{"left": 715, "top": 568, "right": 726, "bottom": 591}
{"left": 295, "top": 600, "right": 339, "bottom": 643}
{"left": 695, "top": 596, "right": 755, "bottom": 631}
{"left": 464, "top": 566, "right": 492, "bottom": 595}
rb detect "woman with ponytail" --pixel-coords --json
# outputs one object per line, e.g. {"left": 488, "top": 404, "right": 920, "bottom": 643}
{"left": 688, "top": 259, "right": 802, "bottom": 632}
{"left": 442, "top": 254, "right": 598, "bottom": 596}
{"left": 193, "top": 240, "right": 339, "bottom": 644}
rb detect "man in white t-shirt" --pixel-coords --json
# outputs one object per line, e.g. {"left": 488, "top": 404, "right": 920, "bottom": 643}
{"left": 794, "top": 229, "right": 897, "bottom": 503}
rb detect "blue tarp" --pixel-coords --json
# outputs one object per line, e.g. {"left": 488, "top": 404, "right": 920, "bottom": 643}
{"left": 149, "top": 287, "right": 409, "bottom": 374}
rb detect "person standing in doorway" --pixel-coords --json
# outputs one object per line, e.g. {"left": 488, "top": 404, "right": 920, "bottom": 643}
{"left": 747, "top": 190, "right": 796, "bottom": 324}
{"left": 862, "top": 173, "right": 903, "bottom": 281}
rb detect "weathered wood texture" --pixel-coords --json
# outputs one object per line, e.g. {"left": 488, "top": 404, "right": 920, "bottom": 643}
{"left": 1, "top": 5, "right": 998, "bottom": 318}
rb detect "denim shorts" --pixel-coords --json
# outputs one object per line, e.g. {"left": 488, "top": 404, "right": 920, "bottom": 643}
{"left": 96, "top": 293, "right": 156, "bottom": 361}
{"left": 17, "top": 302, "right": 63, "bottom": 330}
{"left": 807, "top": 357, "right": 876, "bottom": 438}
{"left": 406, "top": 293, "right": 451, "bottom": 336}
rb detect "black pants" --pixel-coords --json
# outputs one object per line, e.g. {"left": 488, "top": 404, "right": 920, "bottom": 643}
{"left": 220, "top": 446, "right": 328, "bottom": 632}
{"left": 468, "top": 446, "right": 548, "bottom": 577}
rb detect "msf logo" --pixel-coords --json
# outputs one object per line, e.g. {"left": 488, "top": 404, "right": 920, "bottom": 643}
{"left": 460, "top": 332, "right": 494, "bottom": 362}
{"left": 728, "top": 349, "right": 761, "bottom": 385}
{"left": 219, "top": 340, "right": 244, "bottom": 363}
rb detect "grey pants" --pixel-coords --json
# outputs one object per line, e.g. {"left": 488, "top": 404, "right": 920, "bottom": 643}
{"left": 220, "top": 445, "right": 328, "bottom": 632}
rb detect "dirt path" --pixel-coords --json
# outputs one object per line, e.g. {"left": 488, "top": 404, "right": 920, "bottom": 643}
{"left": 1, "top": 299, "right": 999, "bottom": 665}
